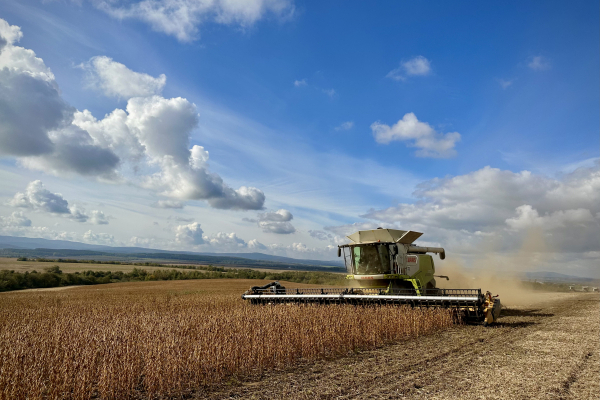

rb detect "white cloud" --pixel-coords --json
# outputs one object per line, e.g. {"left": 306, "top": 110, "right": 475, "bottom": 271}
{"left": 203, "top": 231, "right": 247, "bottom": 249}
{"left": 256, "top": 209, "right": 295, "bottom": 234}
{"left": 175, "top": 222, "right": 204, "bottom": 245}
{"left": 68, "top": 204, "right": 89, "bottom": 222}
{"left": 97, "top": 0, "right": 295, "bottom": 42}
{"left": 90, "top": 210, "right": 110, "bottom": 225}
{"left": 0, "top": 211, "right": 32, "bottom": 227}
{"left": 371, "top": 112, "right": 460, "bottom": 158}
{"left": 78, "top": 95, "right": 265, "bottom": 210}
{"left": 0, "top": 19, "right": 263, "bottom": 211}
{"left": 8, "top": 180, "right": 111, "bottom": 224}
{"left": 130, "top": 236, "right": 161, "bottom": 248}
{"left": 9, "top": 180, "right": 70, "bottom": 214}
{"left": 293, "top": 79, "right": 307, "bottom": 87}
{"left": 80, "top": 56, "right": 166, "bottom": 99}
{"left": 334, "top": 121, "right": 354, "bottom": 131}
{"left": 0, "top": 18, "right": 23, "bottom": 46}
{"left": 0, "top": 19, "right": 54, "bottom": 82}
{"left": 0, "top": 19, "right": 119, "bottom": 177}
{"left": 83, "top": 229, "right": 116, "bottom": 245}
{"left": 505, "top": 205, "right": 595, "bottom": 231}
{"left": 528, "top": 56, "right": 550, "bottom": 71}
{"left": 248, "top": 238, "right": 267, "bottom": 250}
{"left": 387, "top": 56, "right": 431, "bottom": 81}
{"left": 357, "top": 162, "right": 600, "bottom": 255}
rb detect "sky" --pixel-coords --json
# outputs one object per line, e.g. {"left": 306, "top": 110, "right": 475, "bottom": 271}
{"left": 0, "top": 0, "right": 598, "bottom": 277}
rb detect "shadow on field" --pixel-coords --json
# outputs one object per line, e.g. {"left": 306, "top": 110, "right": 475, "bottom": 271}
{"left": 494, "top": 320, "right": 538, "bottom": 328}
{"left": 501, "top": 308, "right": 555, "bottom": 318}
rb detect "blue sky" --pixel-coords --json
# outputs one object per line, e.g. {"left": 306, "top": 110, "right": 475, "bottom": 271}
{"left": 0, "top": 1, "right": 598, "bottom": 276}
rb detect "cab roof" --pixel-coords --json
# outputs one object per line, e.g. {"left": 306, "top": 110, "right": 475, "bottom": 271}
{"left": 346, "top": 228, "right": 423, "bottom": 245}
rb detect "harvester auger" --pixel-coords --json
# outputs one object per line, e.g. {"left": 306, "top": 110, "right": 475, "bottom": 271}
{"left": 242, "top": 228, "right": 501, "bottom": 326}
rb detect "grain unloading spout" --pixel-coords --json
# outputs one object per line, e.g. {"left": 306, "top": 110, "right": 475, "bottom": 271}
{"left": 407, "top": 245, "right": 446, "bottom": 260}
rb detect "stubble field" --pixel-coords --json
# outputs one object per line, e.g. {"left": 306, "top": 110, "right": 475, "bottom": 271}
{"left": 0, "top": 279, "right": 454, "bottom": 399}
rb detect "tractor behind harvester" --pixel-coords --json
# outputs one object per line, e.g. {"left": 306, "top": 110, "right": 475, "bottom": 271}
{"left": 242, "top": 228, "right": 501, "bottom": 325}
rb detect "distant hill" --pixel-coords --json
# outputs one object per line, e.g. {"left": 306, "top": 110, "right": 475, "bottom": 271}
{"left": 0, "top": 235, "right": 344, "bottom": 272}
{"left": 523, "top": 271, "right": 598, "bottom": 283}
{"left": 0, "top": 235, "right": 161, "bottom": 254}
{"left": 200, "top": 252, "right": 344, "bottom": 267}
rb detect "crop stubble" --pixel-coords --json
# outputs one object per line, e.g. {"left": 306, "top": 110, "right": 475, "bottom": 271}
{"left": 0, "top": 279, "right": 454, "bottom": 399}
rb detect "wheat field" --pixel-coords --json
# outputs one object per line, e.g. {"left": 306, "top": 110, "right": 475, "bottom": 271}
{"left": 0, "top": 280, "right": 454, "bottom": 399}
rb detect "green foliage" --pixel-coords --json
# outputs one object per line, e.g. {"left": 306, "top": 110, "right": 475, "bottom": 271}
{"left": 0, "top": 267, "right": 346, "bottom": 293}
{"left": 2, "top": 248, "right": 346, "bottom": 272}
{"left": 44, "top": 265, "right": 62, "bottom": 274}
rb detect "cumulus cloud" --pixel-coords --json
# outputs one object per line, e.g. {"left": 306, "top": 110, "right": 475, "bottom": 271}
{"left": 528, "top": 56, "right": 550, "bottom": 71}
{"left": 0, "top": 19, "right": 119, "bottom": 177}
{"left": 68, "top": 204, "right": 89, "bottom": 222}
{"left": 203, "top": 232, "right": 247, "bottom": 249}
{"left": 0, "top": 19, "right": 264, "bottom": 211}
{"left": 9, "top": 180, "right": 70, "bottom": 214}
{"left": 334, "top": 121, "right": 354, "bottom": 131}
{"left": 248, "top": 238, "right": 267, "bottom": 250}
{"left": 0, "top": 211, "right": 32, "bottom": 227}
{"left": 83, "top": 230, "right": 116, "bottom": 245}
{"left": 80, "top": 56, "right": 166, "bottom": 99}
{"left": 358, "top": 162, "right": 600, "bottom": 254}
{"left": 8, "top": 180, "right": 110, "bottom": 224}
{"left": 175, "top": 222, "right": 204, "bottom": 245}
{"left": 0, "top": 215, "right": 119, "bottom": 246}
{"left": 97, "top": 0, "right": 295, "bottom": 42}
{"left": 89, "top": 210, "right": 110, "bottom": 225}
{"left": 387, "top": 56, "right": 431, "bottom": 81}
{"left": 77, "top": 96, "right": 265, "bottom": 210}
{"left": 371, "top": 113, "right": 460, "bottom": 158}
{"left": 256, "top": 209, "right": 296, "bottom": 234}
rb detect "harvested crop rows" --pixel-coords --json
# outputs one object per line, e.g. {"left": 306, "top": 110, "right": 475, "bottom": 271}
{"left": 206, "top": 292, "right": 600, "bottom": 400}
{"left": 0, "top": 280, "right": 454, "bottom": 400}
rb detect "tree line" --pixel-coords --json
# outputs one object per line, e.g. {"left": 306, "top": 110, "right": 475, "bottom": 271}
{"left": 0, "top": 266, "right": 346, "bottom": 292}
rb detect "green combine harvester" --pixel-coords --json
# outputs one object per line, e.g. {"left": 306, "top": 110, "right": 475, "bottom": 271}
{"left": 242, "top": 228, "right": 502, "bottom": 325}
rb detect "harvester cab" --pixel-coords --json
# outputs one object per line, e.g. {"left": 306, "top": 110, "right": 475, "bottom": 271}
{"left": 338, "top": 228, "right": 447, "bottom": 294}
{"left": 242, "top": 228, "right": 502, "bottom": 326}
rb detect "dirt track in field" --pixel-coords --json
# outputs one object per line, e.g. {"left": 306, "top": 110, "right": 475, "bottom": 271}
{"left": 205, "top": 293, "right": 599, "bottom": 400}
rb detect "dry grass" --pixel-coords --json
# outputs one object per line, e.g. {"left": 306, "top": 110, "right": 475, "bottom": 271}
{"left": 0, "top": 279, "right": 454, "bottom": 399}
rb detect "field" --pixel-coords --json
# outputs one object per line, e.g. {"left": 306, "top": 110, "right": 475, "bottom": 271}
{"left": 1, "top": 278, "right": 597, "bottom": 400}
{"left": 0, "top": 258, "right": 201, "bottom": 274}
{"left": 0, "top": 279, "right": 454, "bottom": 399}
{"left": 209, "top": 292, "right": 600, "bottom": 400}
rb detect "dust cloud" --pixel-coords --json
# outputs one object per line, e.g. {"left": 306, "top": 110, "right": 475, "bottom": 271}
{"left": 436, "top": 228, "right": 556, "bottom": 307}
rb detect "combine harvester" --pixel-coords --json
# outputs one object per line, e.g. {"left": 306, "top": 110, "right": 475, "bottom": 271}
{"left": 242, "top": 228, "right": 501, "bottom": 325}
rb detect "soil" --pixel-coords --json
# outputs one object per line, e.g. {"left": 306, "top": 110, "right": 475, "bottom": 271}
{"left": 204, "top": 292, "right": 599, "bottom": 400}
